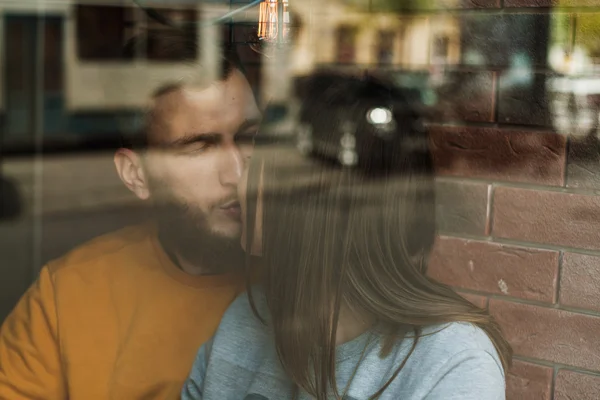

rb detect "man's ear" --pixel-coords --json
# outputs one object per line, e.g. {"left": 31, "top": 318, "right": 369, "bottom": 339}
{"left": 114, "top": 149, "right": 150, "bottom": 200}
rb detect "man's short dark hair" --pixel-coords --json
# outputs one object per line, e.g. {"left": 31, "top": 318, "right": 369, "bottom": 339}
{"left": 119, "top": 30, "right": 247, "bottom": 150}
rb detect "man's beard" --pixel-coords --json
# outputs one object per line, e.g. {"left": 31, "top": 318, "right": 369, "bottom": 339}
{"left": 152, "top": 196, "right": 245, "bottom": 275}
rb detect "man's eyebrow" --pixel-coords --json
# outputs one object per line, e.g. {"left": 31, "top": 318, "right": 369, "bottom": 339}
{"left": 161, "top": 133, "right": 220, "bottom": 149}
{"left": 154, "top": 118, "right": 262, "bottom": 149}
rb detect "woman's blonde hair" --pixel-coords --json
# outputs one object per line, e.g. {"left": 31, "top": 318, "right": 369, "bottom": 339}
{"left": 244, "top": 71, "right": 512, "bottom": 399}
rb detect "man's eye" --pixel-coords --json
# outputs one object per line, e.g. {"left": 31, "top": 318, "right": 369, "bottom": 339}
{"left": 182, "top": 141, "right": 211, "bottom": 154}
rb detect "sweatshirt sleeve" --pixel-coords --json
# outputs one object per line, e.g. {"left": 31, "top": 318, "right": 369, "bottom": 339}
{"left": 0, "top": 266, "right": 66, "bottom": 399}
{"left": 423, "top": 349, "right": 505, "bottom": 400}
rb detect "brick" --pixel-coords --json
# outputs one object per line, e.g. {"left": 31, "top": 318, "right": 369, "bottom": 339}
{"left": 506, "top": 360, "right": 553, "bottom": 400}
{"left": 489, "top": 299, "right": 600, "bottom": 371}
{"left": 370, "top": 0, "right": 500, "bottom": 10}
{"left": 429, "top": 237, "right": 559, "bottom": 302}
{"left": 433, "top": 71, "right": 496, "bottom": 123}
{"left": 555, "top": 370, "right": 600, "bottom": 400}
{"left": 450, "top": 0, "right": 500, "bottom": 6}
{"left": 430, "top": 126, "right": 566, "bottom": 186}
{"left": 493, "top": 187, "right": 600, "bottom": 251}
{"left": 560, "top": 253, "right": 600, "bottom": 312}
{"left": 498, "top": 73, "right": 552, "bottom": 127}
{"left": 432, "top": 0, "right": 501, "bottom": 9}
{"left": 458, "top": 14, "right": 550, "bottom": 67}
{"left": 506, "top": 0, "right": 600, "bottom": 7}
{"left": 567, "top": 135, "right": 600, "bottom": 190}
{"left": 457, "top": 291, "right": 488, "bottom": 308}
{"left": 435, "top": 181, "right": 489, "bottom": 235}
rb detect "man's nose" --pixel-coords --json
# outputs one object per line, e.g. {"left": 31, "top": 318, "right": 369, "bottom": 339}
{"left": 219, "top": 143, "right": 244, "bottom": 187}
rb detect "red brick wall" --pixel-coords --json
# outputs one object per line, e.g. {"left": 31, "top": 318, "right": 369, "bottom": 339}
{"left": 424, "top": 1, "right": 600, "bottom": 399}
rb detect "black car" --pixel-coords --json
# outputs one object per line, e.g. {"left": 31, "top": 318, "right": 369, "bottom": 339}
{"left": 293, "top": 71, "right": 426, "bottom": 168}
{"left": 0, "top": 175, "right": 21, "bottom": 221}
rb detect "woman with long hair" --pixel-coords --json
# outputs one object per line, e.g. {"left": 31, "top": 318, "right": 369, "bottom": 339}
{"left": 182, "top": 72, "right": 511, "bottom": 400}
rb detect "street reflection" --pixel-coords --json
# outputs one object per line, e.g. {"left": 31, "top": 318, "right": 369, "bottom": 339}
{"left": 0, "top": 2, "right": 600, "bottom": 398}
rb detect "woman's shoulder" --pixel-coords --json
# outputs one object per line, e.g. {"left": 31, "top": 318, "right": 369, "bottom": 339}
{"left": 368, "top": 323, "right": 505, "bottom": 399}
{"left": 400, "top": 322, "right": 504, "bottom": 377}
{"left": 420, "top": 322, "right": 498, "bottom": 354}
{"left": 349, "top": 323, "right": 505, "bottom": 399}
{"left": 217, "top": 290, "right": 269, "bottom": 335}
{"left": 421, "top": 322, "right": 494, "bottom": 352}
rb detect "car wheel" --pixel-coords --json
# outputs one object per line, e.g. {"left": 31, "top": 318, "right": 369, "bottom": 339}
{"left": 338, "top": 132, "right": 358, "bottom": 167}
{"left": 296, "top": 123, "right": 314, "bottom": 156}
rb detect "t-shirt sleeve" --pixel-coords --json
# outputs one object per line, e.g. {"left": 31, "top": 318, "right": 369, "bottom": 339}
{"left": 0, "top": 266, "right": 66, "bottom": 399}
{"left": 181, "top": 339, "right": 213, "bottom": 400}
{"left": 423, "top": 349, "right": 505, "bottom": 400}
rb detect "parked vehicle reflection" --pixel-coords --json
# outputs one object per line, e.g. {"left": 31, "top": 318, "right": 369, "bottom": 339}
{"left": 294, "top": 72, "right": 425, "bottom": 168}
{"left": 0, "top": 176, "right": 21, "bottom": 221}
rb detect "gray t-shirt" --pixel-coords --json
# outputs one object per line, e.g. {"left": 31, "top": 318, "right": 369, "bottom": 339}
{"left": 182, "top": 292, "right": 505, "bottom": 400}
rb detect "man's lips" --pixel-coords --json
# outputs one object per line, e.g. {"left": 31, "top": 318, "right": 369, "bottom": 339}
{"left": 220, "top": 200, "right": 240, "bottom": 210}
{"left": 220, "top": 200, "right": 241, "bottom": 218}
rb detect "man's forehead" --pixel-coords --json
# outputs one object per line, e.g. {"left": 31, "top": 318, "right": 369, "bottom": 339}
{"left": 154, "top": 72, "right": 256, "bottom": 113}
{"left": 148, "top": 72, "right": 260, "bottom": 140}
